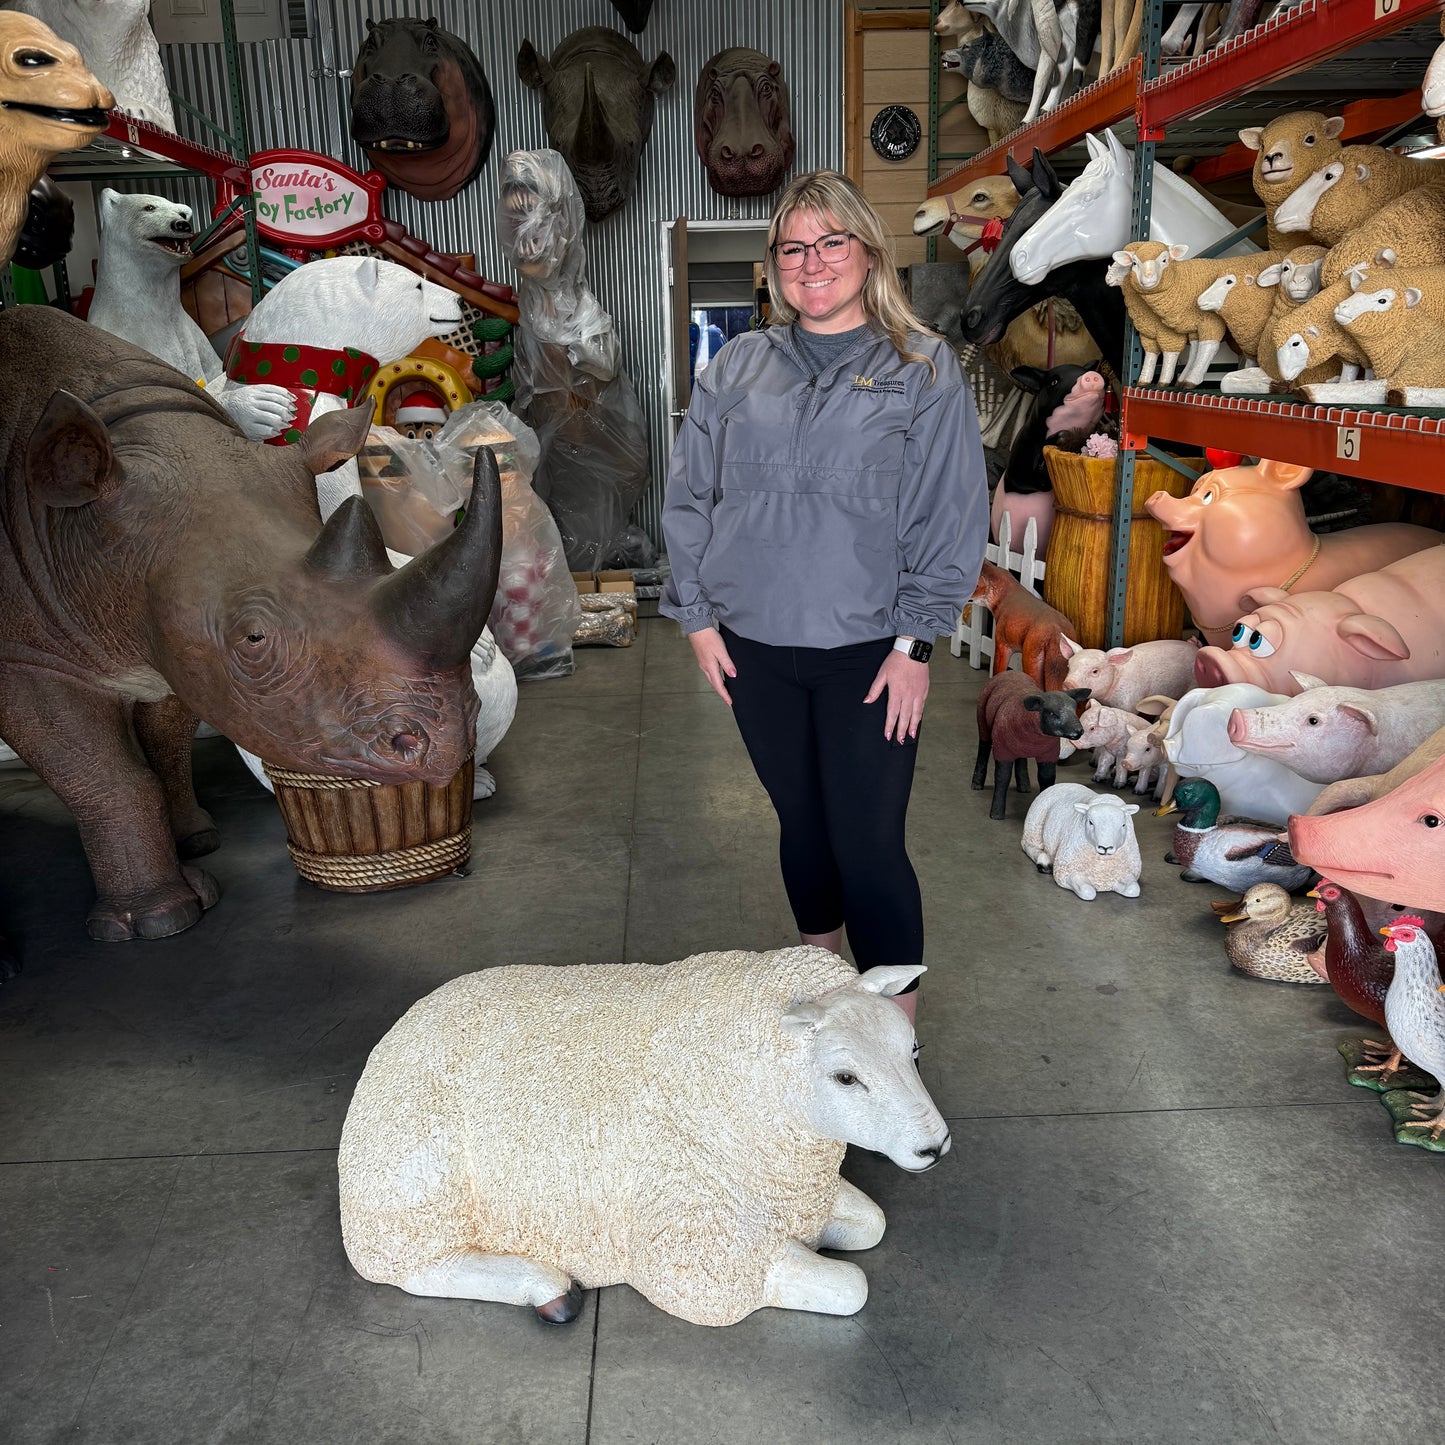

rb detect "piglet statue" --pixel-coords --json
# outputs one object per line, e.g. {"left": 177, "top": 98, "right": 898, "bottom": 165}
{"left": 1226, "top": 673, "right": 1445, "bottom": 785}
{"left": 1289, "top": 749, "right": 1445, "bottom": 912}
{"left": 990, "top": 362, "right": 1107, "bottom": 555}
{"left": 1145, "top": 457, "right": 1438, "bottom": 646}
{"left": 1194, "top": 544, "right": 1445, "bottom": 695}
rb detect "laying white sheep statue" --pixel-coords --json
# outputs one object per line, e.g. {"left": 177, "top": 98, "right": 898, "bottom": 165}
{"left": 1021, "top": 784, "right": 1142, "bottom": 900}
{"left": 338, "top": 948, "right": 948, "bottom": 1328}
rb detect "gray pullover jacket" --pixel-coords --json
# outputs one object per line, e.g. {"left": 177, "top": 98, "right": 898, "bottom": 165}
{"left": 659, "top": 323, "right": 988, "bottom": 649}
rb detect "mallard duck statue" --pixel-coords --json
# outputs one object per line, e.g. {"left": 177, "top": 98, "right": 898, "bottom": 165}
{"left": 1157, "top": 778, "right": 1312, "bottom": 892}
{"left": 1215, "top": 884, "right": 1329, "bottom": 984}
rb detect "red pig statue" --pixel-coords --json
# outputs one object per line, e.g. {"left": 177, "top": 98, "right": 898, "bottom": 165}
{"left": 1289, "top": 748, "right": 1445, "bottom": 912}
{"left": 0, "top": 308, "right": 501, "bottom": 943}
{"left": 1145, "top": 457, "right": 1437, "bottom": 646}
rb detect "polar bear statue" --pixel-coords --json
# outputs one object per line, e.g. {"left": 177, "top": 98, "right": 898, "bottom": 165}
{"left": 3, "top": 0, "right": 175, "bottom": 131}
{"left": 86, "top": 189, "right": 297, "bottom": 442}
{"left": 339, "top": 949, "right": 950, "bottom": 1326}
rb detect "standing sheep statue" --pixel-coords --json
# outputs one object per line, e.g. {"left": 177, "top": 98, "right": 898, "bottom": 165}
{"left": 339, "top": 948, "right": 949, "bottom": 1327}
{"left": 1022, "top": 783, "right": 1142, "bottom": 900}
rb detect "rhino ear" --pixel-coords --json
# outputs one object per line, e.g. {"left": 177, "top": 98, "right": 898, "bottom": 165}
{"left": 516, "top": 39, "right": 551, "bottom": 90}
{"left": 780, "top": 999, "right": 826, "bottom": 1036}
{"left": 26, "top": 391, "right": 120, "bottom": 508}
{"left": 854, "top": 964, "right": 927, "bottom": 997}
{"left": 296, "top": 406, "right": 373, "bottom": 476}
{"left": 646, "top": 51, "right": 677, "bottom": 95}
{"left": 1337, "top": 614, "right": 1410, "bottom": 661}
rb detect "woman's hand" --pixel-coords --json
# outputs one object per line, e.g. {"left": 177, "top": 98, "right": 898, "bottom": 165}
{"left": 865, "top": 652, "right": 930, "bottom": 742}
{"left": 688, "top": 627, "right": 737, "bottom": 705}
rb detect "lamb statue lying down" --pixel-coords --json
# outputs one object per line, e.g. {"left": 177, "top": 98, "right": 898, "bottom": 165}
{"left": 339, "top": 948, "right": 950, "bottom": 1327}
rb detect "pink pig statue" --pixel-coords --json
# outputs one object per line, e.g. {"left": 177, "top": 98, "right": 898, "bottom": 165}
{"left": 1060, "top": 636, "right": 1199, "bottom": 713}
{"left": 1289, "top": 748, "right": 1445, "bottom": 910}
{"left": 1193, "top": 544, "right": 1445, "bottom": 696}
{"left": 1145, "top": 458, "right": 1438, "bottom": 646}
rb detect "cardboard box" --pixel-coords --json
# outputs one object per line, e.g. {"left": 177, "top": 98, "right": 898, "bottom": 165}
{"left": 571, "top": 571, "right": 599, "bottom": 593}
{"left": 595, "top": 570, "right": 634, "bottom": 593}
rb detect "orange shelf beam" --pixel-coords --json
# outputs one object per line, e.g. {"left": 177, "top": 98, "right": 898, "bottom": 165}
{"left": 927, "top": 59, "right": 1139, "bottom": 196}
{"left": 1120, "top": 389, "right": 1445, "bottom": 491}
{"left": 1140, "top": 0, "right": 1445, "bottom": 130}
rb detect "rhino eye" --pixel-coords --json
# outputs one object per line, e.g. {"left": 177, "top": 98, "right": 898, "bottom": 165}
{"left": 1422, "top": 815, "right": 1442, "bottom": 828}
{"left": 832, "top": 1071, "right": 858, "bottom": 1087}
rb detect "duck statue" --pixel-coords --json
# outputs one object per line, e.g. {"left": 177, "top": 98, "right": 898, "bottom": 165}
{"left": 1156, "top": 778, "right": 1312, "bottom": 892}
{"left": 1215, "top": 884, "right": 1328, "bottom": 984}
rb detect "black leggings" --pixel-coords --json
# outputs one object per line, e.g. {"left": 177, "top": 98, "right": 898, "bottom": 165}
{"left": 721, "top": 626, "right": 924, "bottom": 983}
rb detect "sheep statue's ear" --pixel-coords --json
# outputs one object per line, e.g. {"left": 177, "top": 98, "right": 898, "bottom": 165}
{"left": 1346, "top": 264, "right": 1370, "bottom": 292}
{"left": 1239, "top": 126, "right": 1264, "bottom": 151}
{"left": 1375, "top": 247, "right": 1398, "bottom": 268}
{"left": 1167, "top": 243, "right": 1190, "bottom": 261}
{"left": 1257, "top": 263, "right": 1283, "bottom": 286}
{"left": 1354, "top": 163, "right": 1371, "bottom": 182}
{"left": 780, "top": 1000, "right": 826, "bottom": 1036}
{"left": 853, "top": 965, "right": 927, "bottom": 997}
{"left": 1324, "top": 115, "right": 1346, "bottom": 139}
{"left": 1405, "top": 287, "right": 1424, "bottom": 309}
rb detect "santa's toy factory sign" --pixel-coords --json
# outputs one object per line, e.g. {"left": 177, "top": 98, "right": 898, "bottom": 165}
{"left": 221, "top": 149, "right": 387, "bottom": 250}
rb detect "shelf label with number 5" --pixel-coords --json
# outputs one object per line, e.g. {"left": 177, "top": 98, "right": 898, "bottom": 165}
{"left": 1337, "top": 426, "right": 1362, "bottom": 461}
{"left": 1375, "top": 0, "right": 1400, "bottom": 18}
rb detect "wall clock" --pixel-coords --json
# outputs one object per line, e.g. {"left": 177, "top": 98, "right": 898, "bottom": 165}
{"left": 870, "top": 104, "right": 921, "bottom": 162}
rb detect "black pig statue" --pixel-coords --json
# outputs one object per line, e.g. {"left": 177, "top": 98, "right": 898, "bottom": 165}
{"left": 0, "top": 308, "right": 501, "bottom": 942}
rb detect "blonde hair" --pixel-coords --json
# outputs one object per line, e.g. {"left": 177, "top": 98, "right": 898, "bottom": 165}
{"left": 765, "top": 170, "right": 939, "bottom": 380}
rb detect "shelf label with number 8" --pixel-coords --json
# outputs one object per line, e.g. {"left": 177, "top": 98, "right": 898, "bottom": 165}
{"left": 1337, "top": 426, "right": 1362, "bottom": 461}
{"left": 1375, "top": 0, "right": 1400, "bottom": 18}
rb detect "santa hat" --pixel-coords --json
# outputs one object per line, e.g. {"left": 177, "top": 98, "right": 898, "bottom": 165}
{"left": 395, "top": 389, "right": 448, "bottom": 428}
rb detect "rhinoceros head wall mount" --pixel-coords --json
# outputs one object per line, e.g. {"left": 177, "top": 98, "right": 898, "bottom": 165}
{"left": 349, "top": 15, "right": 496, "bottom": 203}
{"left": 517, "top": 26, "right": 675, "bottom": 224}
{"left": 694, "top": 47, "right": 795, "bottom": 198}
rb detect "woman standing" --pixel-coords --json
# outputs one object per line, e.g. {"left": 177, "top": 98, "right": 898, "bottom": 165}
{"left": 660, "top": 171, "right": 988, "bottom": 1022}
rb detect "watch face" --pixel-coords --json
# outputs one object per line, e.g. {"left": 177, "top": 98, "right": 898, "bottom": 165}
{"left": 870, "top": 105, "right": 921, "bottom": 163}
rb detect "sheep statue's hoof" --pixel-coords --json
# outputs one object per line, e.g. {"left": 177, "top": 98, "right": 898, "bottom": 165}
{"left": 536, "top": 1283, "right": 584, "bottom": 1324}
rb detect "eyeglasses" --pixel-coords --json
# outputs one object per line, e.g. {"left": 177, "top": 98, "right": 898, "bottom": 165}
{"left": 771, "top": 231, "right": 856, "bottom": 270}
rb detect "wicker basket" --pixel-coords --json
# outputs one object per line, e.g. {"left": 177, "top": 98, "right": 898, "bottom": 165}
{"left": 1041, "top": 447, "right": 1202, "bottom": 649}
{"left": 263, "top": 759, "right": 474, "bottom": 893}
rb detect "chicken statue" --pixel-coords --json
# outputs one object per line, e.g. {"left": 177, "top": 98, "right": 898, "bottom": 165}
{"left": 1379, "top": 918, "right": 1445, "bottom": 1152}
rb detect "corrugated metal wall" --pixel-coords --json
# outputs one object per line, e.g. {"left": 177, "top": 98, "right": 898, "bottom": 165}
{"left": 147, "top": 0, "right": 844, "bottom": 545}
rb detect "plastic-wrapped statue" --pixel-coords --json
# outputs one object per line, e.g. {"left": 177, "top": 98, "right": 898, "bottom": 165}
{"left": 496, "top": 149, "right": 653, "bottom": 572}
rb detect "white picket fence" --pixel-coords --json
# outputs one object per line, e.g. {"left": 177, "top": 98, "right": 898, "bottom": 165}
{"left": 951, "top": 512, "right": 1046, "bottom": 668}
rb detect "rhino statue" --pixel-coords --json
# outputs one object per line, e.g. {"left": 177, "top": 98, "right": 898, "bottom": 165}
{"left": 516, "top": 26, "right": 675, "bottom": 223}
{"left": 0, "top": 307, "right": 501, "bottom": 943}
{"left": 694, "top": 48, "right": 795, "bottom": 198}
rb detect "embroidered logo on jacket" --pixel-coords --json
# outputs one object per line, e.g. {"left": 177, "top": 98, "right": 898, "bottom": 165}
{"left": 850, "top": 373, "right": 906, "bottom": 395}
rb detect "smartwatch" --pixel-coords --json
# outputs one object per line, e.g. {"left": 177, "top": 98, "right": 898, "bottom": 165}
{"left": 893, "top": 636, "right": 933, "bottom": 664}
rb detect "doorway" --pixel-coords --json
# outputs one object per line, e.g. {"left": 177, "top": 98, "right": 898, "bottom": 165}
{"left": 663, "top": 220, "right": 771, "bottom": 435}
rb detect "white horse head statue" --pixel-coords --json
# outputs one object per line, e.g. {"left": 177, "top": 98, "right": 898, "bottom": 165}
{"left": 1009, "top": 131, "right": 1258, "bottom": 286}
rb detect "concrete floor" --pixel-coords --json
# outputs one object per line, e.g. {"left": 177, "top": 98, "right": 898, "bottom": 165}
{"left": 0, "top": 617, "right": 1439, "bottom": 1445}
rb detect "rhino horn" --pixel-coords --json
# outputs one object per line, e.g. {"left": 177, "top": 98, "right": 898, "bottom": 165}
{"left": 374, "top": 444, "right": 502, "bottom": 668}
{"left": 573, "top": 64, "right": 614, "bottom": 166}
{"left": 305, "top": 496, "right": 394, "bottom": 579}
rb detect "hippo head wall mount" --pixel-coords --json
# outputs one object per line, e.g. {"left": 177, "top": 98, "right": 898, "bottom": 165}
{"left": 517, "top": 26, "right": 675, "bottom": 223}
{"left": 694, "top": 47, "right": 795, "bottom": 198}
{"left": 349, "top": 16, "right": 495, "bottom": 203}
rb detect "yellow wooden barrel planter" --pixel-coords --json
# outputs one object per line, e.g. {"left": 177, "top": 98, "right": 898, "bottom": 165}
{"left": 1041, "top": 447, "right": 1203, "bottom": 650}
{"left": 263, "top": 760, "right": 474, "bottom": 893}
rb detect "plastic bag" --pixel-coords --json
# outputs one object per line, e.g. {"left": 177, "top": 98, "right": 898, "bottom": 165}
{"left": 497, "top": 149, "right": 655, "bottom": 573}
{"left": 358, "top": 399, "right": 581, "bottom": 679}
